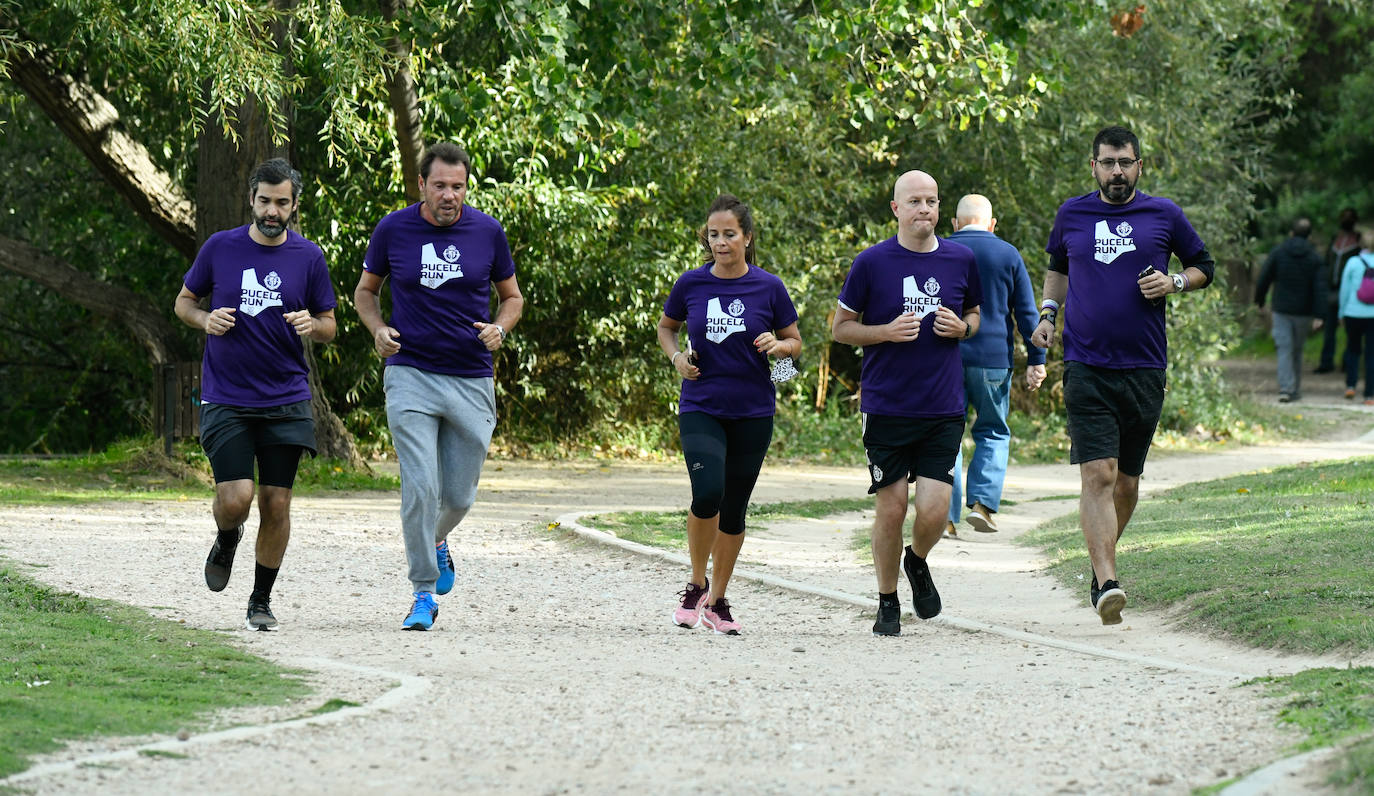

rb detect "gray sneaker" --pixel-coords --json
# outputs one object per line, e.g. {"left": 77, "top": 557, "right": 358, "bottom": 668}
{"left": 245, "top": 596, "right": 278, "bottom": 631}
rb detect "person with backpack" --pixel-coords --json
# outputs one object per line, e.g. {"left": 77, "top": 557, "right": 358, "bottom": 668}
{"left": 1338, "top": 227, "right": 1374, "bottom": 404}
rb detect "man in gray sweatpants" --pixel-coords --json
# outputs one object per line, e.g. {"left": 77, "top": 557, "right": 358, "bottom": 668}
{"left": 354, "top": 142, "right": 525, "bottom": 630}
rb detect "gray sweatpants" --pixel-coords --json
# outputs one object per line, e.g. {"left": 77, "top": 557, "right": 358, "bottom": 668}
{"left": 1271, "top": 312, "right": 1312, "bottom": 398}
{"left": 384, "top": 365, "right": 496, "bottom": 593}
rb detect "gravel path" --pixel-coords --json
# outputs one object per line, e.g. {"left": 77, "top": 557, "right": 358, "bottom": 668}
{"left": 3, "top": 417, "right": 1373, "bottom": 794}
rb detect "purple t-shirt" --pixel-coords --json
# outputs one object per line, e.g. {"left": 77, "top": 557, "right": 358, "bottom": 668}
{"left": 663, "top": 263, "right": 799, "bottom": 419}
{"left": 836, "top": 236, "right": 983, "bottom": 418}
{"left": 182, "top": 226, "right": 336, "bottom": 408}
{"left": 363, "top": 203, "right": 516, "bottom": 377}
{"left": 1045, "top": 191, "right": 1205, "bottom": 369}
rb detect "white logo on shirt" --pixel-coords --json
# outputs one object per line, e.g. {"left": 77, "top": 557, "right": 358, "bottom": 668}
{"left": 1094, "top": 219, "right": 1137, "bottom": 264}
{"left": 420, "top": 243, "right": 463, "bottom": 289}
{"left": 902, "top": 276, "right": 942, "bottom": 318}
{"left": 705, "top": 297, "right": 748, "bottom": 343}
{"left": 239, "top": 268, "right": 283, "bottom": 317}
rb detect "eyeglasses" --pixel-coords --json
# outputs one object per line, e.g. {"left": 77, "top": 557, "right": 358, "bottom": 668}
{"left": 1096, "top": 157, "right": 1139, "bottom": 171}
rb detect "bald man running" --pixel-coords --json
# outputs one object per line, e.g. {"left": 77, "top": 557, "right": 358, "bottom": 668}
{"left": 832, "top": 170, "right": 983, "bottom": 636}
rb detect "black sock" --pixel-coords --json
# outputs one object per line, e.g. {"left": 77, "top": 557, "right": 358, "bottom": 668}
{"left": 879, "top": 590, "right": 899, "bottom": 606}
{"left": 217, "top": 525, "right": 243, "bottom": 547}
{"left": 251, "top": 563, "right": 279, "bottom": 602}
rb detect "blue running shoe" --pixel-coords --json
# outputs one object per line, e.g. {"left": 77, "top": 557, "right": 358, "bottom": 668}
{"left": 403, "top": 591, "right": 438, "bottom": 631}
{"left": 435, "top": 540, "right": 456, "bottom": 596}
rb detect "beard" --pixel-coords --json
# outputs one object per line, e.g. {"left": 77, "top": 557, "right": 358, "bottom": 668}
{"left": 253, "top": 212, "right": 287, "bottom": 238}
{"left": 1097, "top": 173, "right": 1137, "bottom": 204}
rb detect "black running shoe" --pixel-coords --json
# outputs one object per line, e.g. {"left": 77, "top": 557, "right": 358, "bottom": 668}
{"left": 903, "top": 545, "right": 941, "bottom": 619}
{"left": 205, "top": 525, "right": 243, "bottom": 592}
{"left": 872, "top": 598, "right": 901, "bottom": 636}
{"left": 245, "top": 596, "right": 278, "bottom": 631}
{"left": 1094, "top": 580, "right": 1126, "bottom": 625}
{"left": 1090, "top": 572, "right": 1101, "bottom": 607}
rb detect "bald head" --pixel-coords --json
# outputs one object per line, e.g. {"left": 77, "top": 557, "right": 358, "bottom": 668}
{"left": 956, "top": 194, "right": 993, "bottom": 225}
{"left": 893, "top": 170, "right": 937, "bottom": 201}
{"left": 890, "top": 170, "right": 940, "bottom": 251}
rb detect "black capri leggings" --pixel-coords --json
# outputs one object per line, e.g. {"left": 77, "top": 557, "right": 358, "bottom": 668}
{"left": 678, "top": 412, "right": 774, "bottom": 535}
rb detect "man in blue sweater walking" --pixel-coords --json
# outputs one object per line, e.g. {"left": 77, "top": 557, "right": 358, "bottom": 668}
{"left": 947, "top": 195, "right": 1047, "bottom": 534}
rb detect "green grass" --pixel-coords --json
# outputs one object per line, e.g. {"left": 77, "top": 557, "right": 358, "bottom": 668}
{"left": 0, "top": 438, "right": 397, "bottom": 505}
{"left": 1020, "top": 456, "right": 1374, "bottom": 788}
{"left": 1021, "top": 456, "right": 1374, "bottom": 653}
{"left": 583, "top": 496, "right": 873, "bottom": 548}
{"left": 0, "top": 567, "right": 310, "bottom": 778}
{"left": 1253, "top": 667, "right": 1374, "bottom": 791}
{"left": 308, "top": 698, "right": 361, "bottom": 716}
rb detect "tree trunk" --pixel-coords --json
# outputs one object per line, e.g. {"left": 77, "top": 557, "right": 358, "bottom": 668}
{"left": 380, "top": 0, "right": 423, "bottom": 202}
{"left": 0, "top": 233, "right": 187, "bottom": 364}
{"left": 7, "top": 42, "right": 198, "bottom": 259}
{"left": 191, "top": 0, "right": 362, "bottom": 464}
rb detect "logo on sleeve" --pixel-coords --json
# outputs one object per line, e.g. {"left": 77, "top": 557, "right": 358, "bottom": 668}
{"left": 705, "top": 297, "right": 748, "bottom": 343}
{"left": 901, "top": 276, "right": 942, "bottom": 318}
{"left": 1094, "top": 220, "right": 1136, "bottom": 264}
{"left": 239, "top": 269, "right": 283, "bottom": 316}
{"left": 420, "top": 243, "right": 463, "bottom": 289}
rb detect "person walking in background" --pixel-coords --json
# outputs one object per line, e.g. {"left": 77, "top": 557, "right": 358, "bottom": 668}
{"left": 354, "top": 142, "right": 524, "bottom": 631}
{"left": 1254, "top": 217, "right": 1326, "bottom": 403}
{"left": 173, "top": 158, "right": 338, "bottom": 631}
{"left": 1031, "top": 125, "right": 1215, "bottom": 626}
{"left": 944, "top": 194, "right": 1046, "bottom": 537}
{"left": 657, "top": 194, "right": 801, "bottom": 636}
{"left": 1337, "top": 227, "right": 1374, "bottom": 404}
{"left": 832, "top": 170, "right": 982, "bottom": 637}
{"left": 1317, "top": 208, "right": 1360, "bottom": 374}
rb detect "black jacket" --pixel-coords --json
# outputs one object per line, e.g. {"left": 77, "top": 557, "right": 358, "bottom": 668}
{"left": 1255, "top": 236, "right": 1328, "bottom": 315}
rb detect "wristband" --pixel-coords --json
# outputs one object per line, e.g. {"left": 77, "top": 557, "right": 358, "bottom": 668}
{"left": 1039, "top": 307, "right": 1058, "bottom": 326}
{"left": 671, "top": 351, "right": 684, "bottom": 364}
{"left": 963, "top": 321, "right": 974, "bottom": 339}
{"left": 1039, "top": 298, "right": 1060, "bottom": 312}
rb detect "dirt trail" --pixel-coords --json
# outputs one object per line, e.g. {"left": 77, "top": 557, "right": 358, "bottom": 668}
{"left": 2, "top": 404, "right": 1373, "bottom": 794}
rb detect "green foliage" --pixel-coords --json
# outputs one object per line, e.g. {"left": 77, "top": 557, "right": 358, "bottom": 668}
{"left": 0, "top": 0, "right": 1319, "bottom": 454}
{"left": 1022, "top": 457, "right": 1374, "bottom": 653}
{"left": 0, "top": 566, "right": 310, "bottom": 777}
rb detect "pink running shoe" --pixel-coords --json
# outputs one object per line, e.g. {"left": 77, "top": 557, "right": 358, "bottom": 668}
{"left": 672, "top": 579, "right": 709, "bottom": 628}
{"left": 701, "top": 598, "right": 741, "bottom": 635}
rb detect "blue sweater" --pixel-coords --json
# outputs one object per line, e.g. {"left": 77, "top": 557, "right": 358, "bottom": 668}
{"left": 1338, "top": 252, "right": 1374, "bottom": 320}
{"left": 950, "top": 228, "right": 1046, "bottom": 369}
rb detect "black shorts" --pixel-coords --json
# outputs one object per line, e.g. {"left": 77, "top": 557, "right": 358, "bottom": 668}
{"left": 861, "top": 414, "right": 964, "bottom": 493}
{"left": 199, "top": 401, "right": 316, "bottom": 486}
{"left": 1063, "top": 361, "right": 1165, "bottom": 477}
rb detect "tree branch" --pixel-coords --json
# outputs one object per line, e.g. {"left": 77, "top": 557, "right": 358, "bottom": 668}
{"left": 0, "top": 233, "right": 188, "bottom": 364}
{"left": 6, "top": 41, "right": 197, "bottom": 258}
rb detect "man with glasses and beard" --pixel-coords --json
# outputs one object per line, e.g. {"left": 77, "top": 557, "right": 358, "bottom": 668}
{"left": 174, "top": 158, "right": 338, "bottom": 631}
{"left": 1030, "top": 126, "right": 1215, "bottom": 626}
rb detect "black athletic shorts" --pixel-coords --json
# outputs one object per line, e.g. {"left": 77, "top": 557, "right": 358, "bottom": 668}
{"left": 199, "top": 400, "right": 316, "bottom": 486}
{"left": 861, "top": 413, "right": 964, "bottom": 493}
{"left": 1063, "top": 361, "right": 1165, "bottom": 477}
